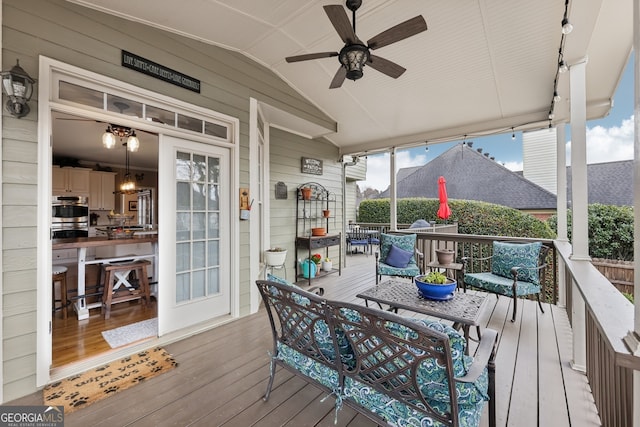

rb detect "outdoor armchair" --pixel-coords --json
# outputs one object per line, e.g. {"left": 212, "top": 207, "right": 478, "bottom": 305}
{"left": 462, "top": 241, "right": 550, "bottom": 322}
{"left": 346, "top": 229, "right": 370, "bottom": 255}
{"left": 375, "top": 233, "right": 424, "bottom": 284}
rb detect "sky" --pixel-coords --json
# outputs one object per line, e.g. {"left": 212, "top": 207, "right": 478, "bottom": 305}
{"left": 358, "top": 56, "right": 635, "bottom": 192}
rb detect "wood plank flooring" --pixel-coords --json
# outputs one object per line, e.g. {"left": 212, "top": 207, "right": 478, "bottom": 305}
{"left": 12, "top": 253, "right": 601, "bottom": 426}
{"left": 52, "top": 297, "right": 157, "bottom": 367}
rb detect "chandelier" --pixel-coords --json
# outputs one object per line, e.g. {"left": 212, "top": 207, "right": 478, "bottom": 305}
{"left": 102, "top": 124, "right": 139, "bottom": 152}
{"left": 120, "top": 141, "right": 136, "bottom": 193}
{"left": 101, "top": 123, "right": 140, "bottom": 193}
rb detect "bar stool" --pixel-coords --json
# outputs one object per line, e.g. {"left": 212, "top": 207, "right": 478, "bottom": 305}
{"left": 52, "top": 265, "right": 68, "bottom": 319}
{"left": 101, "top": 260, "right": 151, "bottom": 319}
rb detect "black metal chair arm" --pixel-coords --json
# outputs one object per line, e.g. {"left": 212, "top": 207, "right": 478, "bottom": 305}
{"left": 510, "top": 262, "right": 549, "bottom": 279}
{"left": 456, "top": 328, "right": 498, "bottom": 384}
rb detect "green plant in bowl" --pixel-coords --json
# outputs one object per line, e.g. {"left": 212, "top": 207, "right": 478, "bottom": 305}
{"left": 421, "top": 271, "right": 448, "bottom": 284}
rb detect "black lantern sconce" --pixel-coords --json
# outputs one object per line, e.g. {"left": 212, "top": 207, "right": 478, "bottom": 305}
{"left": 1, "top": 59, "right": 35, "bottom": 118}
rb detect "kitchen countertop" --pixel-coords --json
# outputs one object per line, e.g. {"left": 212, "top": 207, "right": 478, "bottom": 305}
{"left": 52, "top": 235, "right": 158, "bottom": 249}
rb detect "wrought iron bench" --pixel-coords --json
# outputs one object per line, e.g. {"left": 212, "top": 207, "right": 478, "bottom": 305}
{"left": 256, "top": 278, "right": 498, "bottom": 427}
{"left": 462, "top": 241, "right": 550, "bottom": 322}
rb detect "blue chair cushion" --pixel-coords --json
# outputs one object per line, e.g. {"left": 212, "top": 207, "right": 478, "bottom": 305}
{"left": 491, "top": 241, "right": 542, "bottom": 285}
{"left": 335, "top": 312, "right": 488, "bottom": 427}
{"left": 464, "top": 272, "right": 541, "bottom": 297}
{"left": 380, "top": 233, "right": 417, "bottom": 263}
{"left": 266, "top": 274, "right": 353, "bottom": 364}
{"left": 385, "top": 244, "right": 414, "bottom": 268}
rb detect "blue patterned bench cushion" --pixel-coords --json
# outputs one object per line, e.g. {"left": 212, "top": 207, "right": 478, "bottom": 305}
{"left": 276, "top": 343, "right": 339, "bottom": 391}
{"left": 380, "top": 318, "right": 488, "bottom": 405}
{"left": 491, "top": 241, "right": 542, "bottom": 285}
{"left": 465, "top": 272, "right": 541, "bottom": 297}
{"left": 266, "top": 274, "right": 354, "bottom": 365}
{"left": 343, "top": 376, "right": 486, "bottom": 427}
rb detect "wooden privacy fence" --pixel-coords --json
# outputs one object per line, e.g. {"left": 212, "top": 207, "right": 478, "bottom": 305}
{"left": 591, "top": 258, "right": 634, "bottom": 296}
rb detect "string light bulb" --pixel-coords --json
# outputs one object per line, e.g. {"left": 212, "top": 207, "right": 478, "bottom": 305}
{"left": 561, "top": 18, "right": 573, "bottom": 35}
{"left": 553, "top": 91, "right": 561, "bottom": 103}
{"left": 511, "top": 128, "right": 515, "bottom": 140}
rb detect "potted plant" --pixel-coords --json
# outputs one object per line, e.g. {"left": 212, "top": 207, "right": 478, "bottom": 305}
{"left": 265, "top": 247, "right": 287, "bottom": 266}
{"left": 435, "top": 248, "right": 455, "bottom": 265}
{"left": 301, "top": 187, "right": 312, "bottom": 200}
{"left": 310, "top": 253, "right": 322, "bottom": 265}
{"left": 414, "top": 271, "right": 457, "bottom": 300}
{"left": 321, "top": 257, "right": 332, "bottom": 272}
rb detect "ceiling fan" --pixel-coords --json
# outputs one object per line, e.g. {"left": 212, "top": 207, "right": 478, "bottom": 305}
{"left": 285, "top": 0, "right": 428, "bottom": 88}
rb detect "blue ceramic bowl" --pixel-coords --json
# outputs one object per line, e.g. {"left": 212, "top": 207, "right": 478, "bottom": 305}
{"left": 414, "top": 275, "right": 457, "bottom": 300}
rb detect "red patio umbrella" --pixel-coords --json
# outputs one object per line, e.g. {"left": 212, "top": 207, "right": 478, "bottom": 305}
{"left": 437, "top": 176, "right": 452, "bottom": 220}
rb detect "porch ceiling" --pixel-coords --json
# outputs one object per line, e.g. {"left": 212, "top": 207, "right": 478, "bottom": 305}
{"left": 66, "top": 0, "right": 632, "bottom": 155}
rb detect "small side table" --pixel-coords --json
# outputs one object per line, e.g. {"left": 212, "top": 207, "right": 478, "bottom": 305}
{"left": 427, "top": 261, "right": 464, "bottom": 283}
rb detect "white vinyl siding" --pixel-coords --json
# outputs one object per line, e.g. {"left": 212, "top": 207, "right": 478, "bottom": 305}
{"left": 523, "top": 128, "right": 558, "bottom": 194}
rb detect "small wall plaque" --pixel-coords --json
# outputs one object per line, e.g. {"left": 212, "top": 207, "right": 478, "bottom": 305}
{"left": 275, "top": 181, "right": 288, "bottom": 199}
{"left": 301, "top": 157, "right": 323, "bottom": 175}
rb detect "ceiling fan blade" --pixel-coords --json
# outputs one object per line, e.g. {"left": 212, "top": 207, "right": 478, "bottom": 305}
{"left": 367, "top": 55, "right": 406, "bottom": 79}
{"left": 324, "top": 5, "right": 357, "bottom": 44}
{"left": 367, "top": 16, "right": 427, "bottom": 50}
{"left": 329, "top": 66, "right": 347, "bottom": 89}
{"left": 286, "top": 52, "right": 339, "bottom": 63}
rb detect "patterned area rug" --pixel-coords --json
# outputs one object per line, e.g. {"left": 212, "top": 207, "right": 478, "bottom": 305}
{"left": 43, "top": 347, "right": 178, "bottom": 414}
{"left": 101, "top": 318, "right": 158, "bottom": 348}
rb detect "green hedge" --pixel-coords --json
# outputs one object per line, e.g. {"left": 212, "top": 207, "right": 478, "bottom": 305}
{"left": 358, "top": 198, "right": 555, "bottom": 239}
{"left": 547, "top": 203, "right": 634, "bottom": 260}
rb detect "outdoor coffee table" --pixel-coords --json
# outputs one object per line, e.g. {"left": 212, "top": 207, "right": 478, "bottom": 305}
{"left": 356, "top": 278, "right": 487, "bottom": 353}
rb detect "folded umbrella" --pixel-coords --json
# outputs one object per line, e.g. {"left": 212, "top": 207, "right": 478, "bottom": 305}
{"left": 437, "top": 176, "right": 451, "bottom": 220}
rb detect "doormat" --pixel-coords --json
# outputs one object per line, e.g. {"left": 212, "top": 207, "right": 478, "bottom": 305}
{"left": 101, "top": 318, "right": 158, "bottom": 348}
{"left": 43, "top": 347, "right": 178, "bottom": 414}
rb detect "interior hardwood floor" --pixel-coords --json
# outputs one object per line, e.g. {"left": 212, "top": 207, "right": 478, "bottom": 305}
{"left": 52, "top": 297, "right": 157, "bottom": 367}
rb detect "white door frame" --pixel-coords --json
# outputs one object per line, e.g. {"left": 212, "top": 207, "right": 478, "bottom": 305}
{"left": 36, "top": 56, "right": 239, "bottom": 386}
{"left": 249, "top": 98, "right": 269, "bottom": 313}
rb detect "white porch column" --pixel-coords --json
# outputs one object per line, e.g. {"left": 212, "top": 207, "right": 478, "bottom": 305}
{"left": 556, "top": 123, "right": 568, "bottom": 308}
{"left": 568, "top": 58, "right": 590, "bottom": 261}
{"left": 389, "top": 148, "right": 398, "bottom": 231}
{"left": 556, "top": 123, "right": 568, "bottom": 242}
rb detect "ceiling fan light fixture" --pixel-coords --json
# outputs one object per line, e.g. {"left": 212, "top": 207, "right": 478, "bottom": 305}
{"left": 127, "top": 132, "right": 140, "bottom": 152}
{"left": 339, "top": 44, "right": 370, "bottom": 81}
{"left": 102, "top": 128, "right": 117, "bottom": 149}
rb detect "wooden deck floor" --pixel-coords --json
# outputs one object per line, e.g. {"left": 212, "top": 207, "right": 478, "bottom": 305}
{"left": 12, "top": 254, "right": 601, "bottom": 426}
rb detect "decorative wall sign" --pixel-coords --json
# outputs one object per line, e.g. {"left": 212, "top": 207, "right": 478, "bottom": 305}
{"left": 275, "top": 182, "right": 288, "bottom": 199}
{"left": 301, "top": 157, "right": 323, "bottom": 175}
{"left": 122, "top": 51, "right": 201, "bottom": 93}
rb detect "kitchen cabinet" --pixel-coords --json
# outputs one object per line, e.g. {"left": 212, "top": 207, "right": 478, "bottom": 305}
{"left": 89, "top": 171, "right": 116, "bottom": 210}
{"left": 52, "top": 167, "right": 90, "bottom": 195}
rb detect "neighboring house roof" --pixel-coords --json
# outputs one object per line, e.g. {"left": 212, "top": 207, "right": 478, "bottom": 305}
{"left": 379, "top": 144, "right": 557, "bottom": 210}
{"left": 567, "top": 160, "right": 633, "bottom": 207}
{"left": 379, "top": 146, "right": 633, "bottom": 209}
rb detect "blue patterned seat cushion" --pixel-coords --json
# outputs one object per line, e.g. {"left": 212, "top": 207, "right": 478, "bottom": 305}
{"left": 380, "top": 233, "right": 417, "bottom": 262}
{"left": 276, "top": 343, "right": 339, "bottom": 391}
{"left": 491, "top": 241, "right": 542, "bottom": 285}
{"left": 266, "top": 274, "right": 353, "bottom": 365}
{"left": 378, "top": 233, "right": 420, "bottom": 277}
{"left": 338, "top": 309, "right": 488, "bottom": 407}
{"left": 465, "top": 272, "right": 541, "bottom": 297}
{"left": 343, "top": 376, "right": 486, "bottom": 427}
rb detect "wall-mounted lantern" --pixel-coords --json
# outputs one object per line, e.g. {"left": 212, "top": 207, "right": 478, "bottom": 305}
{"left": 1, "top": 59, "right": 35, "bottom": 118}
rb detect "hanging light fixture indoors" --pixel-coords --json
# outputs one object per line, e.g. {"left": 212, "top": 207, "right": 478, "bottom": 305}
{"left": 120, "top": 141, "right": 136, "bottom": 193}
{"left": 102, "top": 124, "right": 139, "bottom": 152}
{"left": 101, "top": 123, "right": 141, "bottom": 193}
